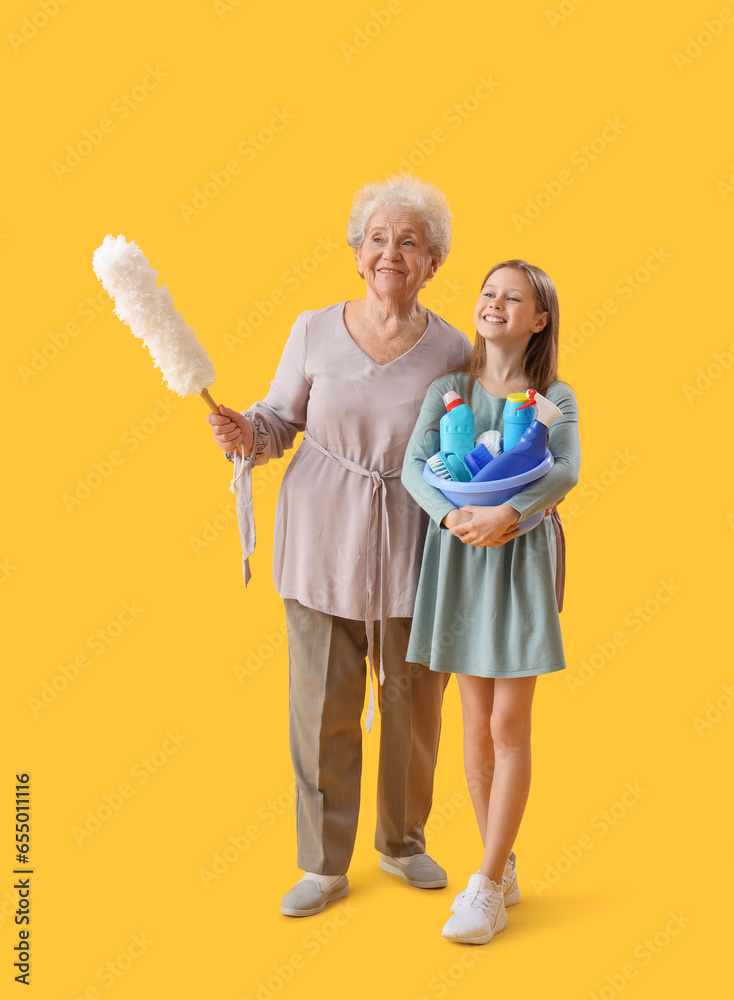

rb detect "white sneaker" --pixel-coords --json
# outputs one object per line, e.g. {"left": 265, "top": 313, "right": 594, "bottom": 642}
{"left": 441, "top": 873, "right": 507, "bottom": 944}
{"left": 502, "top": 850, "right": 521, "bottom": 906}
{"left": 450, "top": 852, "right": 520, "bottom": 912}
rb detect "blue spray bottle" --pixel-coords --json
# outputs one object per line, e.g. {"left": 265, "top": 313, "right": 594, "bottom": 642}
{"left": 464, "top": 390, "right": 534, "bottom": 476}
{"left": 426, "top": 391, "right": 475, "bottom": 481}
{"left": 502, "top": 392, "right": 535, "bottom": 451}
{"left": 469, "top": 389, "right": 563, "bottom": 483}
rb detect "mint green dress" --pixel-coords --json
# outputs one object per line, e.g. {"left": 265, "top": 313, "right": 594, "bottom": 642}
{"left": 400, "top": 374, "right": 581, "bottom": 677}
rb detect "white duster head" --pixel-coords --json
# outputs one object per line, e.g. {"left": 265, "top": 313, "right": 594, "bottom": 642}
{"left": 92, "top": 234, "right": 215, "bottom": 397}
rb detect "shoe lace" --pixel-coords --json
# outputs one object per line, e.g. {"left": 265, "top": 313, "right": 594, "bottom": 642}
{"left": 455, "top": 866, "right": 512, "bottom": 907}
{"left": 462, "top": 887, "right": 492, "bottom": 910}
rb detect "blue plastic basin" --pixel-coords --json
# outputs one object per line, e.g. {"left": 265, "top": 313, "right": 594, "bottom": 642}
{"left": 422, "top": 449, "right": 554, "bottom": 536}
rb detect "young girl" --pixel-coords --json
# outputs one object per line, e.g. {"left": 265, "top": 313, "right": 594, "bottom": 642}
{"left": 401, "top": 259, "right": 580, "bottom": 944}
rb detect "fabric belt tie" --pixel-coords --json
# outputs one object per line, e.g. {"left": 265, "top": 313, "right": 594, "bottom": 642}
{"left": 549, "top": 508, "right": 566, "bottom": 612}
{"left": 304, "top": 431, "right": 401, "bottom": 732}
{"left": 231, "top": 449, "right": 255, "bottom": 586}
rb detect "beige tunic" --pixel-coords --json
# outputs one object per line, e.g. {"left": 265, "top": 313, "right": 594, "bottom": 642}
{"left": 232, "top": 301, "right": 471, "bottom": 625}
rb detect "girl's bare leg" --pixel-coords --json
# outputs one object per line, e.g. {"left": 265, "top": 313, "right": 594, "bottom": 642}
{"left": 456, "top": 673, "right": 537, "bottom": 884}
{"left": 456, "top": 675, "right": 495, "bottom": 844}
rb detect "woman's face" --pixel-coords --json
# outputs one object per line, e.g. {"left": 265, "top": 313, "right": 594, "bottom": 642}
{"left": 473, "top": 267, "right": 548, "bottom": 345}
{"left": 355, "top": 211, "right": 438, "bottom": 304}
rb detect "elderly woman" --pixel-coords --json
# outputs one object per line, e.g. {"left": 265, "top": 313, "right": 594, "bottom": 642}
{"left": 208, "top": 175, "right": 470, "bottom": 917}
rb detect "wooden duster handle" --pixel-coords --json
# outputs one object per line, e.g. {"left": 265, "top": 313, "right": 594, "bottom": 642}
{"left": 201, "top": 387, "right": 247, "bottom": 475}
{"left": 200, "top": 387, "right": 221, "bottom": 414}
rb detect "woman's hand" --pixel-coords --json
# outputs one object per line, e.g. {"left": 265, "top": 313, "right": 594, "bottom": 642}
{"left": 207, "top": 405, "right": 254, "bottom": 456}
{"left": 448, "top": 503, "right": 520, "bottom": 547}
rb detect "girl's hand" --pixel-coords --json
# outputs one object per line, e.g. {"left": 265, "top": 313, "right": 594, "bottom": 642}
{"left": 544, "top": 494, "right": 566, "bottom": 517}
{"left": 442, "top": 508, "right": 473, "bottom": 529}
{"left": 207, "top": 405, "right": 254, "bottom": 455}
{"left": 448, "top": 503, "right": 520, "bottom": 547}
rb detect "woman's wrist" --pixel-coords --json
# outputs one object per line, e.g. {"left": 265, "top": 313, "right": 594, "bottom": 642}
{"left": 239, "top": 415, "right": 255, "bottom": 457}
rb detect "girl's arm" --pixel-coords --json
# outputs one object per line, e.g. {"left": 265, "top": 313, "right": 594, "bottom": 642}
{"left": 401, "top": 380, "right": 460, "bottom": 527}
{"left": 504, "top": 383, "right": 581, "bottom": 522}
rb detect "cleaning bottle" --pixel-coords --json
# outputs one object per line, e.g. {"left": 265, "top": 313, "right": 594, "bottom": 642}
{"left": 464, "top": 390, "right": 534, "bottom": 477}
{"left": 470, "top": 389, "right": 563, "bottom": 483}
{"left": 426, "top": 391, "right": 475, "bottom": 481}
{"left": 502, "top": 392, "right": 535, "bottom": 451}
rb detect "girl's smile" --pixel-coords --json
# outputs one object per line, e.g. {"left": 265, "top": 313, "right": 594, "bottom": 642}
{"left": 473, "top": 267, "right": 548, "bottom": 342}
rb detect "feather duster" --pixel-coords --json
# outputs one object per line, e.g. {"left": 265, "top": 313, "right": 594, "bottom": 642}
{"left": 92, "top": 234, "right": 247, "bottom": 492}
{"left": 92, "top": 234, "right": 218, "bottom": 405}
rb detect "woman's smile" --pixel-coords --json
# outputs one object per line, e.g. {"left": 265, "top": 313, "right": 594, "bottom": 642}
{"left": 355, "top": 210, "right": 437, "bottom": 300}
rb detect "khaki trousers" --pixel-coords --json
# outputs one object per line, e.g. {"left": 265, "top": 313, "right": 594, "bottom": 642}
{"left": 284, "top": 599, "right": 449, "bottom": 875}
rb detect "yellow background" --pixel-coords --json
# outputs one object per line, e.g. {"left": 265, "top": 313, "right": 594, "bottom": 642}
{"left": 2, "top": 0, "right": 731, "bottom": 996}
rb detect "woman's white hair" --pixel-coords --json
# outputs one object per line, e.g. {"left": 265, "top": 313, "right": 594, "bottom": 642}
{"left": 346, "top": 174, "right": 452, "bottom": 265}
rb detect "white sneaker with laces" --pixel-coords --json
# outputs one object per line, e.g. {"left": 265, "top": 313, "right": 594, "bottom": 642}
{"left": 450, "top": 851, "right": 520, "bottom": 912}
{"left": 441, "top": 873, "right": 507, "bottom": 944}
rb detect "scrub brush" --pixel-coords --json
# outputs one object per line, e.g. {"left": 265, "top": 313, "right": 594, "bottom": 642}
{"left": 427, "top": 451, "right": 472, "bottom": 482}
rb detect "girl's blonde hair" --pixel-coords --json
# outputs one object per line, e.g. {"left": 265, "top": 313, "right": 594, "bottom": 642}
{"left": 461, "top": 260, "right": 562, "bottom": 404}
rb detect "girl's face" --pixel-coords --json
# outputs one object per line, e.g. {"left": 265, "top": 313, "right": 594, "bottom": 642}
{"left": 473, "top": 267, "right": 548, "bottom": 347}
